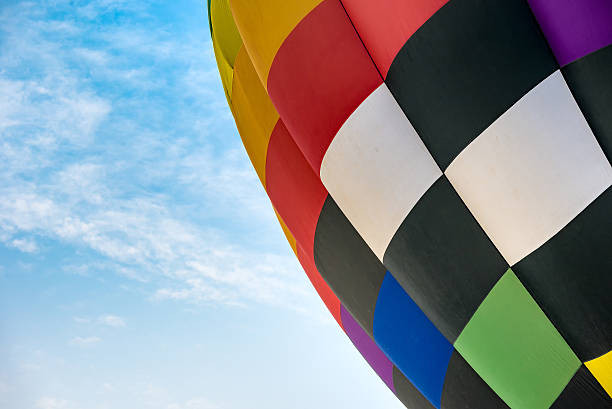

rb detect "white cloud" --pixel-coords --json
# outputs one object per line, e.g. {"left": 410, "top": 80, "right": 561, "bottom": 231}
{"left": 102, "top": 382, "right": 114, "bottom": 392}
{"left": 168, "top": 397, "right": 222, "bottom": 409}
{"left": 69, "top": 336, "right": 102, "bottom": 347}
{"left": 72, "top": 314, "right": 126, "bottom": 327}
{"left": 37, "top": 397, "right": 70, "bottom": 409}
{"left": 0, "top": 0, "right": 313, "bottom": 315}
{"left": 0, "top": 76, "right": 112, "bottom": 148}
{"left": 98, "top": 314, "right": 126, "bottom": 327}
{"left": 9, "top": 238, "right": 39, "bottom": 253}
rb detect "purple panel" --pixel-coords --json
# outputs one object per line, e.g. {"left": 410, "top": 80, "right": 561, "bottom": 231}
{"left": 340, "top": 305, "right": 395, "bottom": 392}
{"left": 527, "top": 0, "right": 612, "bottom": 66}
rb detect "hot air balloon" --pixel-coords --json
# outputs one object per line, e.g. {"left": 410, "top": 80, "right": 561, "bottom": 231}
{"left": 208, "top": 0, "right": 612, "bottom": 407}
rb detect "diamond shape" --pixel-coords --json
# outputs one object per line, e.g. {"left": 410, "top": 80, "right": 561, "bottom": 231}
{"left": 455, "top": 269, "right": 581, "bottom": 409}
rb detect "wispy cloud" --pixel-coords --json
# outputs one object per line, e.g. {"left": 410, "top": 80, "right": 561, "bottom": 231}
{"left": 69, "top": 336, "right": 102, "bottom": 347}
{"left": 9, "top": 237, "right": 39, "bottom": 253}
{"left": 0, "top": 0, "right": 311, "bottom": 312}
{"left": 36, "top": 397, "right": 71, "bottom": 409}
{"left": 73, "top": 314, "right": 126, "bottom": 327}
{"left": 167, "top": 398, "right": 222, "bottom": 409}
{"left": 98, "top": 314, "right": 126, "bottom": 327}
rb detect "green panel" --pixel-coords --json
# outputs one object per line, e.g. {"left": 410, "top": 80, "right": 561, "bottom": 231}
{"left": 455, "top": 269, "right": 581, "bottom": 409}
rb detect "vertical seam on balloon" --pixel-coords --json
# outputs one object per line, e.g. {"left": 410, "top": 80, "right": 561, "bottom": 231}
{"left": 336, "top": 0, "right": 384, "bottom": 82}
{"left": 522, "top": 0, "right": 560, "bottom": 65}
{"left": 560, "top": 68, "right": 611, "bottom": 165}
{"left": 226, "top": 0, "right": 272, "bottom": 107}
{"left": 333, "top": 2, "right": 450, "bottom": 260}
{"left": 334, "top": 0, "right": 443, "bottom": 258}
{"left": 228, "top": 45, "right": 244, "bottom": 105}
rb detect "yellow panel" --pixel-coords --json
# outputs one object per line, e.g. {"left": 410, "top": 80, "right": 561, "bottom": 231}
{"left": 275, "top": 208, "right": 297, "bottom": 256}
{"left": 210, "top": 0, "right": 242, "bottom": 68}
{"left": 212, "top": 34, "right": 234, "bottom": 103}
{"left": 229, "top": 0, "right": 324, "bottom": 84}
{"left": 232, "top": 46, "right": 279, "bottom": 186}
{"left": 586, "top": 350, "right": 612, "bottom": 397}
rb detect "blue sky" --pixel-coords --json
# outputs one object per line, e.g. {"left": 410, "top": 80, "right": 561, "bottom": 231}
{"left": 0, "top": 1, "right": 405, "bottom": 408}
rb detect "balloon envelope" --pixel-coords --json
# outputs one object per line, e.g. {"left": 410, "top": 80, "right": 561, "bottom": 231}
{"left": 208, "top": 0, "right": 612, "bottom": 407}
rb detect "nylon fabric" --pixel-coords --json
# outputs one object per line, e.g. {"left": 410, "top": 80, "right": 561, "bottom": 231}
{"left": 210, "top": 0, "right": 242, "bottom": 69}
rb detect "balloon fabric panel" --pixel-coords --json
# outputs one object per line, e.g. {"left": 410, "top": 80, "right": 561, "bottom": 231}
{"left": 211, "top": 36, "right": 234, "bottom": 103}
{"left": 265, "top": 120, "right": 327, "bottom": 259}
{"left": 373, "top": 271, "right": 453, "bottom": 408}
{"left": 340, "top": 305, "right": 395, "bottom": 392}
{"left": 454, "top": 270, "right": 581, "bottom": 409}
{"left": 210, "top": 0, "right": 241, "bottom": 69}
{"left": 209, "top": 0, "right": 241, "bottom": 100}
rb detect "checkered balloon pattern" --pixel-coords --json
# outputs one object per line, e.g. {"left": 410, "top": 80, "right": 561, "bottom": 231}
{"left": 208, "top": 0, "right": 612, "bottom": 407}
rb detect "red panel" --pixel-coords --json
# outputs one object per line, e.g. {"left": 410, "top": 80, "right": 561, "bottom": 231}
{"left": 265, "top": 120, "right": 328, "bottom": 258}
{"left": 267, "top": 0, "right": 382, "bottom": 174}
{"left": 297, "top": 245, "right": 343, "bottom": 329}
{"left": 341, "top": 0, "right": 449, "bottom": 78}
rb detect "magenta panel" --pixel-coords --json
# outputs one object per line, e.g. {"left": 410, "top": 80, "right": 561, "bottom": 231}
{"left": 527, "top": 0, "right": 612, "bottom": 66}
{"left": 340, "top": 305, "right": 395, "bottom": 392}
